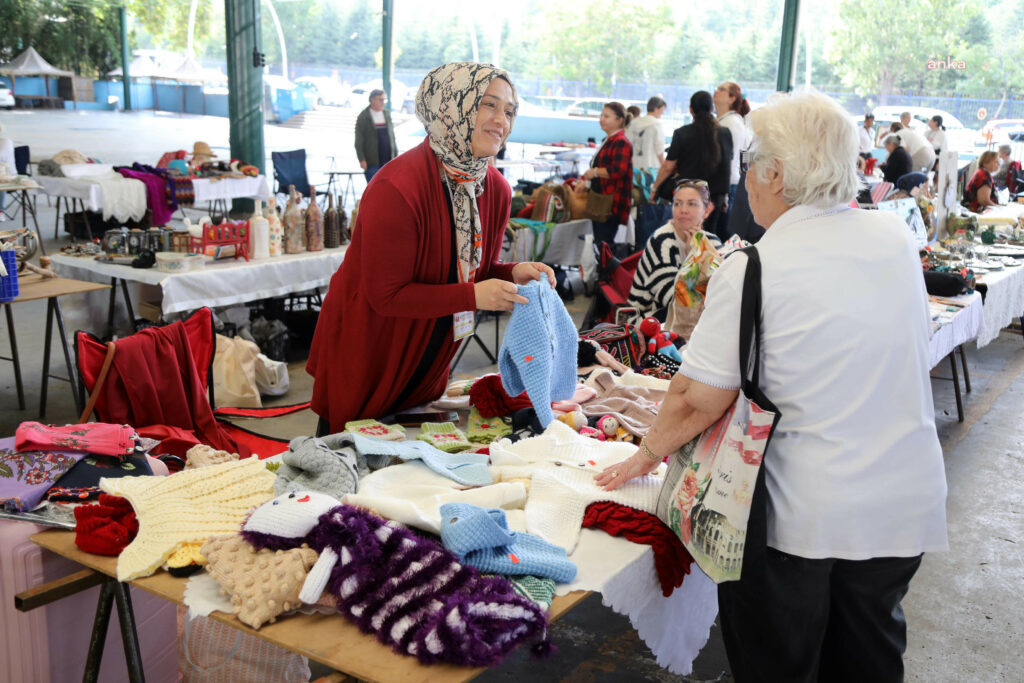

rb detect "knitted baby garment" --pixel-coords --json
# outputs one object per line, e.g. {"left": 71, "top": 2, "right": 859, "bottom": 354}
{"left": 100, "top": 458, "right": 276, "bottom": 581}
{"left": 241, "top": 493, "right": 552, "bottom": 667}
{"left": 350, "top": 433, "right": 492, "bottom": 487}
{"left": 273, "top": 435, "right": 361, "bottom": 497}
{"left": 498, "top": 279, "right": 578, "bottom": 428}
{"left": 490, "top": 421, "right": 664, "bottom": 553}
{"left": 440, "top": 503, "right": 577, "bottom": 583}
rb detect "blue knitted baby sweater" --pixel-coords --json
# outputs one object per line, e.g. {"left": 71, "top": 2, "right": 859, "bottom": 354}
{"left": 498, "top": 279, "right": 578, "bottom": 427}
{"left": 440, "top": 502, "right": 577, "bottom": 583}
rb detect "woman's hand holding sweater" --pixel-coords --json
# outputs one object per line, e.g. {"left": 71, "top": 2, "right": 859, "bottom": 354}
{"left": 474, "top": 279, "right": 529, "bottom": 311}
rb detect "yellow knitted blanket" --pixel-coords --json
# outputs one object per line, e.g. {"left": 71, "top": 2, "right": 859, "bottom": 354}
{"left": 101, "top": 458, "right": 276, "bottom": 581}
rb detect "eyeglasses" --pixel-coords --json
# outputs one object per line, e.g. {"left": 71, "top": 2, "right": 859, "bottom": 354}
{"left": 674, "top": 178, "right": 709, "bottom": 190}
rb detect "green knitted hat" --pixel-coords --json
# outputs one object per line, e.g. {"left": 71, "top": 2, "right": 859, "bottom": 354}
{"left": 344, "top": 419, "right": 406, "bottom": 441}
{"left": 416, "top": 421, "right": 471, "bottom": 453}
{"left": 466, "top": 406, "right": 512, "bottom": 444}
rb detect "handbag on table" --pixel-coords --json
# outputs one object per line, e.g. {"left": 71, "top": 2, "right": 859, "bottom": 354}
{"left": 655, "top": 247, "right": 782, "bottom": 583}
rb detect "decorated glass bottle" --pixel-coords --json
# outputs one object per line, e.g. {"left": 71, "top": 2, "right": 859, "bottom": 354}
{"left": 266, "top": 197, "right": 283, "bottom": 256}
{"left": 305, "top": 186, "right": 324, "bottom": 251}
{"left": 323, "top": 192, "right": 340, "bottom": 248}
{"left": 249, "top": 201, "right": 270, "bottom": 259}
{"left": 282, "top": 185, "right": 305, "bottom": 254}
{"left": 338, "top": 199, "right": 350, "bottom": 245}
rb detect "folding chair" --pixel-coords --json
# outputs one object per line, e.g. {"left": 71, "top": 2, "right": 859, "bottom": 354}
{"left": 271, "top": 149, "right": 322, "bottom": 207}
{"left": 580, "top": 241, "right": 643, "bottom": 330}
{"left": 75, "top": 307, "right": 309, "bottom": 460}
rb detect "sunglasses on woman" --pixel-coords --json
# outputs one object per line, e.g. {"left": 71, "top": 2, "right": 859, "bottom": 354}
{"left": 675, "top": 178, "right": 709, "bottom": 190}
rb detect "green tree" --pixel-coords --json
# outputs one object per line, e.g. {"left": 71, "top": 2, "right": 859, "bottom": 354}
{"left": 826, "top": 0, "right": 977, "bottom": 99}
{"left": 538, "top": 0, "right": 672, "bottom": 94}
{"left": 0, "top": 0, "right": 122, "bottom": 77}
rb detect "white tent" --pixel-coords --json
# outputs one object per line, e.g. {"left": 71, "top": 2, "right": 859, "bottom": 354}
{"left": 0, "top": 46, "right": 73, "bottom": 99}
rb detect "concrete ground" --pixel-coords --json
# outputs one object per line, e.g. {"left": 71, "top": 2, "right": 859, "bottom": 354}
{"left": 1, "top": 110, "right": 1022, "bottom": 682}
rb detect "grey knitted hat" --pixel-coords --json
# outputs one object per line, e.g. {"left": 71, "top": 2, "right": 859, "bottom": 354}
{"left": 273, "top": 433, "right": 388, "bottom": 497}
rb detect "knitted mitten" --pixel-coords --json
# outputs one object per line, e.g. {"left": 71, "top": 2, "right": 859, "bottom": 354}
{"left": 467, "top": 407, "right": 512, "bottom": 444}
{"left": 73, "top": 493, "right": 139, "bottom": 556}
{"left": 344, "top": 419, "right": 406, "bottom": 441}
{"left": 417, "top": 422, "right": 471, "bottom": 452}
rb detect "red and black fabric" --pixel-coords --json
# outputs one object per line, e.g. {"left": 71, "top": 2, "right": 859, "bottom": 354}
{"left": 580, "top": 242, "right": 643, "bottom": 329}
{"left": 963, "top": 168, "right": 995, "bottom": 212}
{"left": 469, "top": 374, "right": 533, "bottom": 418}
{"left": 590, "top": 129, "right": 634, "bottom": 226}
{"left": 582, "top": 500, "right": 693, "bottom": 597}
{"left": 307, "top": 139, "right": 518, "bottom": 433}
{"left": 74, "top": 493, "right": 139, "bottom": 556}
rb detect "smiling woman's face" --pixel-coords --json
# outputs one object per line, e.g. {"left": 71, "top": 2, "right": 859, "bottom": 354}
{"left": 470, "top": 78, "right": 515, "bottom": 158}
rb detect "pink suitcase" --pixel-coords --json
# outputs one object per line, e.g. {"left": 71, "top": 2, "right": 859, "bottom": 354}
{"left": 0, "top": 520, "right": 179, "bottom": 683}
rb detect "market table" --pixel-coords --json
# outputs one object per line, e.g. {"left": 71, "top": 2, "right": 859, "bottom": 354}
{"left": 0, "top": 177, "right": 45, "bottom": 254}
{"left": 28, "top": 528, "right": 591, "bottom": 683}
{"left": 49, "top": 248, "right": 346, "bottom": 336}
{"left": 2, "top": 273, "right": 110, "bottom": 418}
{"left": 973, "top": 261, "right": 1024, "bottom": 347}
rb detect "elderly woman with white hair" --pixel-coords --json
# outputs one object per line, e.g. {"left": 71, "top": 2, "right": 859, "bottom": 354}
{"left": 597, "top": 91, "right": 947, "bottom": 680}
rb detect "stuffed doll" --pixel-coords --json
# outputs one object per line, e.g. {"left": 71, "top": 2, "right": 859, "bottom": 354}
{"left": 597, "top": 415, "right": 633, "bottom": 443}
{"left": 638, "top": 317, "right": 682, "bottom": 362}
{"left": 240, "top": 491, "right": 553, "bottom": 667}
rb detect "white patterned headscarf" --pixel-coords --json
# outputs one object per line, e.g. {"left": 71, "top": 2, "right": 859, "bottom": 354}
{"left": 416, "top": 62, "right": 518, "bottom": 283}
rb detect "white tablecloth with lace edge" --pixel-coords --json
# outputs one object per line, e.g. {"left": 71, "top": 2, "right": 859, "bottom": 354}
{"left": 974, "top": 264, "right": 1024, "bottom": 347}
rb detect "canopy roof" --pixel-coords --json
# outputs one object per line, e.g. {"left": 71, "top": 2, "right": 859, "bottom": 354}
{"left": 0, "top": 47, "right": 73, "bottom": 77}
{"left": 107, "top": 53, "right": 227, "bottom": 84}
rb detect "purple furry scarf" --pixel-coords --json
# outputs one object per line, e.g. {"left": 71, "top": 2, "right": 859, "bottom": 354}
{"left": 242, "top": 504, "right": 553, "bottom": 667}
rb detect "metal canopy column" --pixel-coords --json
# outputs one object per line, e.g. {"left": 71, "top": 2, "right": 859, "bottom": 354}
{"left": 382, "top": 0, "right": 393, "bottom": 111}
{"left": 776, "top": 0, "right": 801, "bottom": 93}
{"left": 225, "top": 0, "right": 265, "bottom": 216}
{"left": 119, "top": 7, "right": 132, "bottom": 111}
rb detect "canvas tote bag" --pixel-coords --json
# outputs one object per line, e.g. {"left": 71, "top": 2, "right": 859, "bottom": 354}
{"left": 655, "top": 247, "right": 781, "bottom": 583}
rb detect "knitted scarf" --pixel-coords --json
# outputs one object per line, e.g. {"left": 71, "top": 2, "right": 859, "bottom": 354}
{"left": 242, "top": 503, "right": 553, "bottom": 667}
{"left": 415, "top": 61, "right": 518, "bottom": 283}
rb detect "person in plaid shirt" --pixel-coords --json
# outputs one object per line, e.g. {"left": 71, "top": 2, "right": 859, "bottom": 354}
{"left": 581, "top": 102, "right": 634, "bottom": 246}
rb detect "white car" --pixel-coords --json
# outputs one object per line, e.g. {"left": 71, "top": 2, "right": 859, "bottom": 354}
{"left": 872, "top": 105, "right": 975, "bottom": 153}
{"left": 294, "top": 77, "right": 349, "bottom": 107}
{"left": 0, "top": 85, "right": 14, "bottom": 109}
{"left": 977, "top": 119, "right": 1024, "bottom": 148}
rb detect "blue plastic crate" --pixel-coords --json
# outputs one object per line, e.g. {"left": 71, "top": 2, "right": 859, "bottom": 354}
{"left": 0, "top": 251, "right": 18, "bottom": 303}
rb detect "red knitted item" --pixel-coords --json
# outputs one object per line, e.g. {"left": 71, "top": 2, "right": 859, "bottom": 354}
{"left": 582, "top": 501, "right": 693, "bottom": 597}
{"left": 74, "top": 494, "right": 139, "bottom": 556}
{"left": 469, "top": 374, "right": 533, "bottom": 418}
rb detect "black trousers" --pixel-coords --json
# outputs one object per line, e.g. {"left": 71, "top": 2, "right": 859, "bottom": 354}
{"left": 718, "top": 548, "right": 923, "bottom": 683}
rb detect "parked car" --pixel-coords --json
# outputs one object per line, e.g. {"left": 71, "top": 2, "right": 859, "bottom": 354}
{"left": 294, "top": 77, "right": 349, "bottom": 107}
{"left": 348, "top": 79, "right": 415, "bottom": 113}
{"left": 872, "top": 105, "right": 975, "bottom": 153}
{"left": 977, "top": 119, "right": 1024, "bottom": 147}
{"left": 0, "top": 85, "right": 14, "bottom": 109}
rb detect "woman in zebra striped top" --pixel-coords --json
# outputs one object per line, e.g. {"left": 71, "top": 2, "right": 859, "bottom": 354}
{"left": 627, "top": 179, "right": 717, "bottom": 322}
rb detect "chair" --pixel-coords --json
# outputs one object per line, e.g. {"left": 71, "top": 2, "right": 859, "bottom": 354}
{"left": 75, "top": 307, "right": 309, "bottom": 460}
{"left": 580, "top": 241, "right": 643, "bottom": 330}
{"left": 272, "top": 149, "right": 322, "bottom": 206}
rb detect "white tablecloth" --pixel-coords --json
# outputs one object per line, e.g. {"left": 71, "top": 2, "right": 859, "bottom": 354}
{"left": 36, "top": 174, "right": 271, "bottom": 210}
{"left": 192, "top": 175, "right": 271, "bottom": 203}
{"left": 35, "top": 176, "right": 103, "bottom": 211}
{"left": 51, "top": 247, "right": 346, "bottom": 316}
{"left": 928, "top": 292, "right": 983, "bottom": 367}
{"left": 974, "top": 264, "right": 1024, "bottom": 347}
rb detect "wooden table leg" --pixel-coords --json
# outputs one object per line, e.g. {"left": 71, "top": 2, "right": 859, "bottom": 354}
{"left": 83, "top": 581, "right": 116, "bottom": 683}
{"left": 112, "top": 582, "right": 146, "bottom": 683}
{"left": 3, "top": 302, "right": 26, "bottom": 410}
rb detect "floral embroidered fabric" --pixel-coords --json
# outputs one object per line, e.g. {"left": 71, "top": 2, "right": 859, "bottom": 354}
{"left": 0, "top": 437, "right": 84, "bottom": 513}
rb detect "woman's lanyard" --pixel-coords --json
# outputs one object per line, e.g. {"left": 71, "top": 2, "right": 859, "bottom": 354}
{"left": 440, "top": 168, "right": 479, "bottom": 342}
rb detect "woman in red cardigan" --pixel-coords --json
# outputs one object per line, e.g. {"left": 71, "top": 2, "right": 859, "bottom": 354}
{"left": 307, "top": 62, "right": 555, "bottom": 434}
{"left": 581, "top": 102, "right": 634, "bottom": 246}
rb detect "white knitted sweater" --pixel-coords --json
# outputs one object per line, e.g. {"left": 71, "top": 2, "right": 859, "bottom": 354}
{"left": 490, "top": 421, "right": 666, "bottom": 553}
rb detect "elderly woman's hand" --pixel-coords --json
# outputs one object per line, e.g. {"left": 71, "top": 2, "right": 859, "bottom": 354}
{"left": 594, "top": 450, "right": 661, "bottom": 491}
{"left": 474, "top": 279, "right": 528, "bottom": 311}
{"left": 511, "top": 262, "right": 556, "bottom": 287}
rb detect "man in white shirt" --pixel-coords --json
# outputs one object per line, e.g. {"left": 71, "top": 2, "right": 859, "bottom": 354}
{"left": 626, "top": 96, "right": 667, "bottom": 173}
{"left": 597, "top": 91, "right": 946, "bottom": 681}
{"left": 894, "top": 123, "right": 935, "bottom": 173}
{"left": 858, "top": 114, "right": 875, "bottom": 158}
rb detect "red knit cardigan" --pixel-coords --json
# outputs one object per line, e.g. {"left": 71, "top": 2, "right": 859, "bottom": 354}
{"left": 307, "top": 139, "right": 517, "bottom": 432}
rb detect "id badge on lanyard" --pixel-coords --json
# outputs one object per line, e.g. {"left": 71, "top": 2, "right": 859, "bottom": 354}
{"left": 443, "top": 176, "right": 478, "bottom": 343}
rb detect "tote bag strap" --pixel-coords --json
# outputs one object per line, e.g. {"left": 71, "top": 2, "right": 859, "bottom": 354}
{"left": 737, "top": 246, "right": 763, "bottom": 394}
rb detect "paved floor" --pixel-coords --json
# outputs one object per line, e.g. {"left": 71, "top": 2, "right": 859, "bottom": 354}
{"left": 1, "top": 110, "right": 1022, "bottom": 681}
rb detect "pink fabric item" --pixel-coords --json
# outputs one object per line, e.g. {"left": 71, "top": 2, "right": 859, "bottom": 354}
{"left": 551, "top": 384, "right": 598, "bottom": 412}
{"left": 15, "top": 422, "right": 137, "bottom": 460}
{"left": 579, "top": 372, "right": 665, "bottom": 438}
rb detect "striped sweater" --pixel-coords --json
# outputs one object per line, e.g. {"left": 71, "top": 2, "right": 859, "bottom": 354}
{"left": 628, "top": 223, "right": 686, "bottom": 321}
